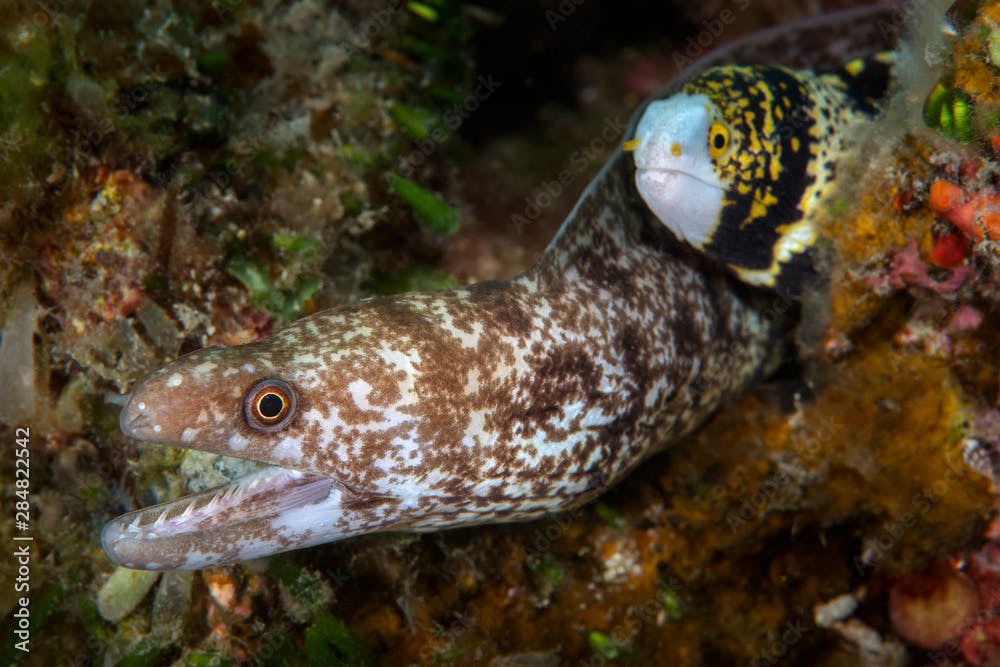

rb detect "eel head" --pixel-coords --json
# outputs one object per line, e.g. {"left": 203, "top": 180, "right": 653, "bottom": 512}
{"left": 103, "top": 285, "right": 620, "bottom": 570}
{"left": 103, "top": 301, "right": 482, "bottom": 570}
{"left": 106, "top": 346, "right": 367, "bottom": 569}
{"left": 629, "top": 92, "right": 726, "bottom": 249}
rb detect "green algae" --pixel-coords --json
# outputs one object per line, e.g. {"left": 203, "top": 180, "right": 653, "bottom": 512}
{"left": 527, "top": 552, "right": 566, "bottom": 599}
{"left": 185, "top": 652, "right": 232, "bottom": 667}
{"left": 431, "top": 644, "right": 465, "bottom": 663}
{"left": 0, "top": 21, "right": 58, "bottom": 214}
{"left": 389, "top": 102, "right": 445, "bottom": 141}
{"left": 272, "top": 231, "right": 319, "bottom": 257}
{"left": 594, "top": 501, "right": 626, "bottom": 528}
{"left": 587, "top": 630, "right": 625, "bottom": 660}
{"left": 115, "top": 640, "right": 164, "bottom": 667}
{"left": 304, "top": 613, "right": 380, "bottom": 667}
{"left": 266, "top": 557, "right": 333, "bottom": 624}
{"left": 386, "top": 173, "right": 460, "bottom": 234}
{"left": 659, "top": 579, "right": 684, "bottom": 622}
{"left": 407, "top": 2, "right": 441, "bottom": 23}
{"left": 224, "top": 253, "right": 321, "bottom": 324}
{"left": 369, "top": 265, "right": 458, "bottom": 295}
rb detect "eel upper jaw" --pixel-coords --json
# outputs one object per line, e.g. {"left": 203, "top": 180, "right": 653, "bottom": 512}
{"left": 104, "top": 408, "right": 400, "bottom": 569}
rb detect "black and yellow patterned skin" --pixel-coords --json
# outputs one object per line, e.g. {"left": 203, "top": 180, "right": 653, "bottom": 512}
{"left": 632, "top": 54, "right": 894, "bottom": 297}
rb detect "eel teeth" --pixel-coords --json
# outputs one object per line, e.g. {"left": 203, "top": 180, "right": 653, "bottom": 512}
{"left": 178, "top": 501, "right": 195, "bottom": 522}
{"left": 103, "top": 466, "right": 350, "bottom": 568}
{"left": 204, "top": 493, "right": 220, "bottom": 514}
{"left": 105, "top": 467, "right": 336, "bottom": 541}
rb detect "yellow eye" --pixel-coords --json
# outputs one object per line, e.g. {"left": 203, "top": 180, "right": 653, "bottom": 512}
{"left": 708, "top": 123, "right": 730, "bottom": 159}
{"left": 244, "top": 379, "right": 296, "bottom": 432}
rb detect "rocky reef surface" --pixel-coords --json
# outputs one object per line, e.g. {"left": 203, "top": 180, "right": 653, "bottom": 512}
{"left": 1, "top": 0, "right": 1000, "bottom": 665}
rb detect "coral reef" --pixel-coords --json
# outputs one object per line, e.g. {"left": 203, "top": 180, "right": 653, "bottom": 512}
{"left": 2, "top": 0, "right": 1000, "bottom": 665}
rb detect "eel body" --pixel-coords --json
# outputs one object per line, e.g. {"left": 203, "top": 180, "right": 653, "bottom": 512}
{"left": 103, "top": 6, "right": 896, "bottom": 570}
{"left": 105, "top": 162, "right": 776, "bottom": 569}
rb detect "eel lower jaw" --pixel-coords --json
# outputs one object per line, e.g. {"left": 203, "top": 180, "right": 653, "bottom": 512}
{"left": 102, "top": 464, "right": 395, "bottom": 570}
{"left": 634, "top": 167, "right": 726, "bottom": 249}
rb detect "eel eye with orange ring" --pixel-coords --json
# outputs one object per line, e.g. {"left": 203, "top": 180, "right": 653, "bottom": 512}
{"left": 244, "top": 379, "right": 297, "bottom": 432}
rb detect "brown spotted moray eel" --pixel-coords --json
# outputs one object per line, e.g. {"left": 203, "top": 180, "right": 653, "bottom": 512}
{"left": 104, "top": 5, "right": 897, "bottom": 569}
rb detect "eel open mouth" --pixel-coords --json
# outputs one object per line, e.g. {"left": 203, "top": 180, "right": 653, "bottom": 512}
{"left": 102, "top": 388, "right": 404, "bottom": 570}
{"left": 102, "top": 466, "right": 338, "bottom": 569}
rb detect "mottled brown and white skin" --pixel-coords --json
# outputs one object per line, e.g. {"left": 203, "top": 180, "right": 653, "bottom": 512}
{"left": 103, "top": 5, "right": 897, "bottom": 570}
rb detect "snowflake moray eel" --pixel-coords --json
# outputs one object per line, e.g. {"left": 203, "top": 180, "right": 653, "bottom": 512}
{"left": 103, "top": 7, "right": 896, "bottom": 570}
{"left": 628, "top": 54, "right": 893, "bottom": 296}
